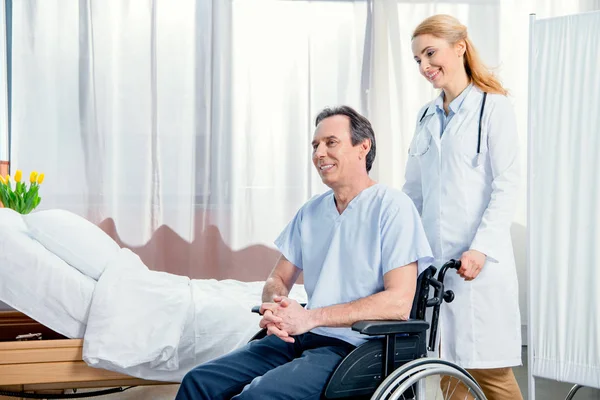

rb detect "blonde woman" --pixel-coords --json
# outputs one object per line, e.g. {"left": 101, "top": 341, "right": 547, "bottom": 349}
{"left": 403, "top": 15, "right": 523, "bottom": 399}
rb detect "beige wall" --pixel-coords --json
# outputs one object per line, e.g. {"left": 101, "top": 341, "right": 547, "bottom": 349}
{"left": 98, "top": 213, "right": 286, "bottom": 282}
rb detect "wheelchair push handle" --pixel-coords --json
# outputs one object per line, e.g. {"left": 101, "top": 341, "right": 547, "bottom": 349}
{"left": 440, "top": 259, "right": 461, "bottom": 275}
{"left": 426, "top": 259, "right": 459, "bottom": 304}
{"left": 426, "top": 259, "right": 460, "bottom": 352}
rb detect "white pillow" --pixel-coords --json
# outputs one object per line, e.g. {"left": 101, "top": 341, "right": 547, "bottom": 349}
{"left": 0, "top": 207, "right": 28, "bottom": 232}
{"left": 23, "top": 209, "right": 120, "bottom": 280}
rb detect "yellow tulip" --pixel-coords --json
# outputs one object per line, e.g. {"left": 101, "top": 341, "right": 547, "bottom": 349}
{"left": 0, "top": 175, "right": 5, "bottom": 185}
{"left": 14, "top": 170, "right": 22, "bottom": 183}
{"left": 30, "top": 171, "right": 38, "bottom": 183}
{"left": 37, "top": 173, "right": 45, "bottom": 184}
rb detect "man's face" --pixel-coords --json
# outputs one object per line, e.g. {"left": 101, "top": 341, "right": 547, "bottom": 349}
{"left": 311, "top": 115, "right": 367, "bottom": 187}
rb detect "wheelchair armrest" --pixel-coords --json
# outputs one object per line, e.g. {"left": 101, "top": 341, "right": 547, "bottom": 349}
{"left": 251, "top": 303, "right": 307, "bottom": 315}
{"left": 352, "top": 319, "right": 429, "bottom": 335}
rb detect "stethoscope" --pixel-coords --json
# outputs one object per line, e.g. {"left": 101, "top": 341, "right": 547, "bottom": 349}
{"left": 410, "top": 92, "right": 488, "bottom": 158}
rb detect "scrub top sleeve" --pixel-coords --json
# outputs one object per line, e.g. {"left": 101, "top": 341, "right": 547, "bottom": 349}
{"left": 274, "top": 207, "right": 304, "bottom": 270}
{"left": 381, "top": 195, "right": 434, "bottom": 275}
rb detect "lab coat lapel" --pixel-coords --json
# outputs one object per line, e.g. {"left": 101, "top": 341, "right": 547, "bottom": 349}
{"left": 423, "top": 104, "right": 441, "bottom": 151}
{"left": 441, "top": 86, "right": 484, "bottom": 142}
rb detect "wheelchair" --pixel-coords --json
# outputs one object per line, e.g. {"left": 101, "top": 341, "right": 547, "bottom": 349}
{"left": 252, "top": 259, "right": 487, "bottom": 400}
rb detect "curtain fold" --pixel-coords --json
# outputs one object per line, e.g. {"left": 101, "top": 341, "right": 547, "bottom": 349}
{"left": 10, "top": 0, "right": 368, "bottom": 280}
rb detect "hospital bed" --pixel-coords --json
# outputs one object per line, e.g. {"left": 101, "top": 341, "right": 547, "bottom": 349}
{"left": 0, "top": 207, "right": 307, "bottom": 396}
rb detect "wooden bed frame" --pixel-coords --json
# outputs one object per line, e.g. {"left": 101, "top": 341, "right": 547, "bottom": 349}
{"left": 0, "top": 311, "right": 173, "bottom": 397}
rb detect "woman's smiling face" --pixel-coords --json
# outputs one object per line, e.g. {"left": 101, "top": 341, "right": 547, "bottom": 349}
{"left": 412, "top": 34, "right": 465, "bottom": 90}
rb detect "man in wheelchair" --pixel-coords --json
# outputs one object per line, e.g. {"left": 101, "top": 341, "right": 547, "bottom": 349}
{"left": 175, "top": 106, "right": 434, "bottom": 400}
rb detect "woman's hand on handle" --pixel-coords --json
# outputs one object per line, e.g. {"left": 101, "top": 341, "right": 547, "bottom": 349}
{"left": 458, "top": 250, "right": 486, "bottom": 281}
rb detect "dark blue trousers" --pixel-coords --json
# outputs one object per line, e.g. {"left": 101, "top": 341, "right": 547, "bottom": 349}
{"left": 175, "top": 332, "right": 355, "bottom": 400}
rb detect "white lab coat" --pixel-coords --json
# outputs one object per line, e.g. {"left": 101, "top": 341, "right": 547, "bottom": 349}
{"left": 403, "top": 85, "right": 522, "bottom": 369}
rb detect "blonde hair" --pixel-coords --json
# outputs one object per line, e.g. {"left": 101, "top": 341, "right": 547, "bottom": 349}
{"left": 412, "top": 14, "right": 507, "bottom": 95}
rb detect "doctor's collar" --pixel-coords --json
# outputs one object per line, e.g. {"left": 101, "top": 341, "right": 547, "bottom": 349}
{"left": 436, "top": 83, "right": 474, "bottom": 114}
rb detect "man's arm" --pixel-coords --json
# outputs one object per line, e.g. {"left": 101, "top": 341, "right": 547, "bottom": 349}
{"left": 310, "top": 262, "right": 417, "bottom": 326}
{"left": 261, "top": 254, "right": 302, "bottom": 303}
{"left": 269, "top": 262, "right": 417, "bottom": 336}
{"left": 258, "top": 255, "right": 302, "bottom": 343}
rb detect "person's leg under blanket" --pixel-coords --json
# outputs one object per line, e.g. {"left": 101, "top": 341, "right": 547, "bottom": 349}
{"left": 176, "top": 332, "right": 354, "bottom": 400}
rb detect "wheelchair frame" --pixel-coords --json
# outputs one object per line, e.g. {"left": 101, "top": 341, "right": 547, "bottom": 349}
{"left": 252, "top": 259, "right": 487, "bottom": 400}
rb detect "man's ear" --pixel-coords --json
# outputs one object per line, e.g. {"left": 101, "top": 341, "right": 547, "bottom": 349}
{"left": 360, "top": 139, "right": 371, "bottom": 159}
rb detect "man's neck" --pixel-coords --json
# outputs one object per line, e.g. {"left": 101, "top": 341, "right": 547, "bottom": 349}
{"left": 442, "top": 74, "right": 471, "bottom": 111}
{"left": 332, "top": 176, "right": 376, "bottom": 214}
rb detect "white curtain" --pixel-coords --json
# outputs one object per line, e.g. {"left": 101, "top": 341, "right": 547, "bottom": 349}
{"left": 10, "top": 0, "right": 599, "bottom": 287}
{"left": 10, "top": 0, "right": 368, "bottom": 279}
{"left": 228, "top": 0, "right": 369, "bottom": 250}
{"left": 529, "top": 11, "right": 600, "bottom": 389}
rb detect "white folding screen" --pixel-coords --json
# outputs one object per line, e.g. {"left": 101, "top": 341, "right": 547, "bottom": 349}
{"left": 528, "top": 11, "right": 600, "bottom": 395}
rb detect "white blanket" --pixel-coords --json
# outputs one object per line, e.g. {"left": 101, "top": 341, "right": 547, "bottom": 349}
{"left": 82, "top": 248, "right": 307, "bottom": 382}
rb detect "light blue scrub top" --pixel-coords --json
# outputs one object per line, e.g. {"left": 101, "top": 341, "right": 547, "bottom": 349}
{"left": 275, "top": 184, "right": 433, "bottom": 346}
{"left": 435, "top": 83, "right": 473, "bottom": 136}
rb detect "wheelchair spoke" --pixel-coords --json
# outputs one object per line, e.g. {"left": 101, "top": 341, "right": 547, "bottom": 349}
{"left": 439, "top": 375, "right": 471, "bottom": 400}
{"left": 443, "top": 375, "right": 451, "bottom": 399}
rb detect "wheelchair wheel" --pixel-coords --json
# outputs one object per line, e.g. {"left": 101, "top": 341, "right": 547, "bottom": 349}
{"left": 565, "top": 384, "right": 584, "bottom": 400}
{"left": 370, "top": 359, "right": 487, "bottom": 400}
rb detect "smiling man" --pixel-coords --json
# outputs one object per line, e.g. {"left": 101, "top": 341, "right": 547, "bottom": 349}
{"left": 175, "top": 106, "right": 433, "bottom": 400}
